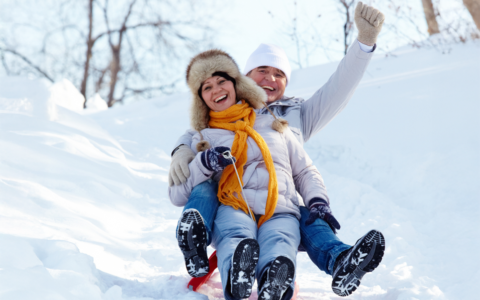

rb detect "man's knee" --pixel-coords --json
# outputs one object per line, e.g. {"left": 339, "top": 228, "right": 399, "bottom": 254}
{"left": 191, "top": 179, "right": 218, "bottom": 197}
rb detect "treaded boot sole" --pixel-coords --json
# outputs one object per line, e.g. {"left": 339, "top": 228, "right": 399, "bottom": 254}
{"left": 177, "top": 209, "right": 209, "bottom": 277}
{"left": 332, "top": 230, "right": 385, "bottom": 297}
{"left": 230, "top": 238, "right": 260, "bottom": 299}
{"left": 258, "top": 256, "right": 295, "bottom": 300}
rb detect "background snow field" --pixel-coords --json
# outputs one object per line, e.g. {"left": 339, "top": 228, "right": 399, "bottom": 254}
{"left": 1, "top": 42, "right": 479, "bottom": 299}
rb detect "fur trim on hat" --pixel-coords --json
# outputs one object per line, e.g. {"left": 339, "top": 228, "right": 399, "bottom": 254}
{"left": 186, "top": 49, "right": 267, "bottom": 131}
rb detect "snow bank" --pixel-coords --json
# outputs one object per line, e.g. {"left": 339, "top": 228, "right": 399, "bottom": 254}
{"left": 50, "top": 79, "right": 85, "bottom": 112}
{"left": 0, "top": 77, "right": 57, "bottom": 120}
{"left": 86, "top": 93, "right": 108, "bottom": 112}
{"left": 0, "top": 78, "right": 200, "bottom": 299}
{"left": 0, "top": 41, "right": 479, "bottom": 299}
{"left": 0, "top": 77, "right": 86, "bottom": 120}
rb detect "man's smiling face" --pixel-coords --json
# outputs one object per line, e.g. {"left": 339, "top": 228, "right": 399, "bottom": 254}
{"left": 247, "top": 66, "right": 287, "bottom": 103}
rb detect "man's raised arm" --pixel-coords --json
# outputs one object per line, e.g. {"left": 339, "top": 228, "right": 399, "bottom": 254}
{"left": 301, "top": 2, "right": 384, "bottom": 142}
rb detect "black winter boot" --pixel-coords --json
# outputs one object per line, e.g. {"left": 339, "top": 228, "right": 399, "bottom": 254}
{"left": 258, "top": 256, "right": 295, "bottom": 300}
{"left": 177, "top": 209, "right": 209, "bottom": 277}
{"left": 332, "top": 229, "right": 385, "bottom": 297}
{"left": 229, "top": 238, "right": 260, "bottom": 299}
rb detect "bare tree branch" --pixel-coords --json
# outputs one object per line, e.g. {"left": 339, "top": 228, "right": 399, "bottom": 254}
{"left": 1, "top": 51, "right": 11, "bottom": 75}
{"left": 0, "top": 0, "right": 216, "bottom": 108}
{"left": 0, "top": 47, "right": 54, "bottom": 82}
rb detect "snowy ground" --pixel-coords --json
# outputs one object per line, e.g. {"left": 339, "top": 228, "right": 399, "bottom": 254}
{"left": 0, "top": 41, "right": 479, "bottom": 300}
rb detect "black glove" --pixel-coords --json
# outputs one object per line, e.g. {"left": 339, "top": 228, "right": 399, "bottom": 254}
{"left": 305, "top": 198, "right": 341, "bottom": 233}
{"left": 200, "top": 146, "right": 236, "bottom": 172}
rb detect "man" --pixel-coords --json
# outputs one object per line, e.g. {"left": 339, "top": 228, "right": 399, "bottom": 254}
{"left": 170, "top": 2, "right": 386, "bottom": 297}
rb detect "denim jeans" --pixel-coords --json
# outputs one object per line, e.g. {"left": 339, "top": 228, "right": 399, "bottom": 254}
{"left": 180, "top": 180, "right": 351, "bottom": 276}
{"left": 298, "top": 206, "right": 351, "bottom": 275}
{"left": 181, "top": 179, "right": 219, "bottom": 245}
{"left": 211, "top": 205, "right": 299, "bottom": 300}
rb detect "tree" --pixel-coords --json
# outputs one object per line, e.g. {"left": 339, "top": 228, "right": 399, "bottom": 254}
{"left": 339, "top": 0, "right": 356, "bottom": 55}
{"left": 463, "top": 0, "right": 480, "bottom": 30}
{"left": 80, "top": 0, "right": 95, "bottom": 108}
{"left": 0, "top": 0, "right": 215, "bottom": 108}
{"left": 421, "top": 0, "right": 440, "bottom": 35}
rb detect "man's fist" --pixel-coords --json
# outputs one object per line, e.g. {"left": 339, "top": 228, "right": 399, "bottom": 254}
{"left": 355, "top": 1, "right": 385, "bottom": 46}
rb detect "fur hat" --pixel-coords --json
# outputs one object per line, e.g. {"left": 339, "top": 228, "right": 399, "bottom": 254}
{"left": 186, "top": 49, "right": 267, "bottom": 131}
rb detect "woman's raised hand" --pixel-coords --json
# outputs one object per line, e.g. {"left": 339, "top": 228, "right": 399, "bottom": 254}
{"left": 201, "top": 146, "right": 236, "bottom": 172}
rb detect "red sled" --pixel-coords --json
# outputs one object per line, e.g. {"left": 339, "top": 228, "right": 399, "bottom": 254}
{"left": 188, "top": 251, "right": 299, "bottom": 299}
{"left": 187, "top": 251, "right": 218, "bottom": 292}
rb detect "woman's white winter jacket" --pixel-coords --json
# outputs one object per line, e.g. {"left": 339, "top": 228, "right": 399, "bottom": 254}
{"left": 168, "top": 113, "right": 329, "bottom": 219}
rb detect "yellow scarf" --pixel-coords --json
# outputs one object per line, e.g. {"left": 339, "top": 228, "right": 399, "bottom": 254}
{"left": 209, "top": 101, "right": 278, "bottom": 228}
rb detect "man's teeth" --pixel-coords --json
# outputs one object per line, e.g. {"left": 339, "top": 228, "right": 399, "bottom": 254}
{"left": 215, "top": 95, "right": 227, "bottom": 103}
{"left": 262, "top": 86, "right": 274, "bottom": 91}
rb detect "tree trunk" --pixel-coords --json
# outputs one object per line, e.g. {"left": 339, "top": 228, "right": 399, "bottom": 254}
{"left": 464, "top": 0, "right": 480, "bottom": 30}
{"left": 105, "top": 1, "right": 135, "bottom": 107}
{"left": 340, "top": 0, "right": 354, "bottom": 55}
{"left": 107, "top": 46, "right": 120, "bottom": 107}
{"left": 80, "top": 0, "right": 94, "bottom": 108}
{"left": 421, "top": 0, "right": 440, "bottom": 35}
{"left": 343, "top": 18, "right": 349, "bottom": 55}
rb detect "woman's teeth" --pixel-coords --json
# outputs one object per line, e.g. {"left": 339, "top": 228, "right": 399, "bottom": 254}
{"left": 214, "top": 95, "right": 227, "bottom": 103}
{"left": 262, "top": 86, "right": 274, "bottom": 91}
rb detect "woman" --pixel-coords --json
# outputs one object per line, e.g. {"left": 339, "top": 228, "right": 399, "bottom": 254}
{"left": 169, "top": 49, "right": 330, "bottom": 300}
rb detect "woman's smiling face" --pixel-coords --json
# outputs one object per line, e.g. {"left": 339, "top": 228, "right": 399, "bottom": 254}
{"left": 201, "top": 76, "right": 236, "bottom": 112}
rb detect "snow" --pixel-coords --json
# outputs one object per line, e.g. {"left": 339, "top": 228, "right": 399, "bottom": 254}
{"left": 86, "top": 94, "right": 109, "bottom": 112}
{"left": 1, "top": 41, "right": 479, "bottom": 299}
{"left": 50, "top": 79, "right": 85, "bottom": 113}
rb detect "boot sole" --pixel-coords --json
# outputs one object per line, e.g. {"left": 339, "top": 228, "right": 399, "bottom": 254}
{"left": 258, "top": 256, "right": 295, "bottom": 300}
{"left": 332, "top": 230, "right": 385, "bottom": 297}
{"left": 177, "top": 209, "right": 209, "bottom": 277}
{"left": 230, "top": 238, "right": 260, "bottom": 299}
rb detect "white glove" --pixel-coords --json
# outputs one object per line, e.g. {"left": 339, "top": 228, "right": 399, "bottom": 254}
{"left": 169, "top": 145, "right": 195, "bottom": 186}
{"left": 355, "top": 1, "right": 385, "bottom": 46}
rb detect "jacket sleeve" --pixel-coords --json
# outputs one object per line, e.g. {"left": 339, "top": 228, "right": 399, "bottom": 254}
{"left": 168, "top": 134, "right": 214, "bottom": 206}
{"left": 284, "top": 129, "right": 329, "bottom": 208}
{"left": 300, "top": 40, "right": 373, "bottom": 142}
{"left": 172, "top": 129, "right": 197, "bottom": 155}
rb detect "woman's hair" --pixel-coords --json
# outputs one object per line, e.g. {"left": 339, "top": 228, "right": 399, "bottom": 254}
{"left": 197, "top": 71, "right": 237, "bottom": 101}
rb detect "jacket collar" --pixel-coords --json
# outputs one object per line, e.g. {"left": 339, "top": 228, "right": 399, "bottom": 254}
{"left": 266, "top": 95, "right": 304, "bottom": 107}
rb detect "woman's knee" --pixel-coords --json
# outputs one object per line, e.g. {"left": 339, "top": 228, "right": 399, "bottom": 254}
{"left": 212, "top": 206, "right": 257, "bottom": 243}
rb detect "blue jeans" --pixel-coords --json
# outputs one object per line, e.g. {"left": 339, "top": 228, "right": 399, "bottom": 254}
{"left": 298, "top": 206, "right": 351, "bottom": 275}
{"left": 181, "top": 179, "right": 219, "bottom": 245}
{"left": 212, "top": 205, "right": 299, "bottom": 300}
{"left": 181, "top": 180, "right": 351, "bottom": 275}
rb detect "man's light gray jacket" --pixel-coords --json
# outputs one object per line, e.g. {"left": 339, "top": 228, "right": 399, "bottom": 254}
{"left": 174, "top": 41, "right": 373, "bottom": 147}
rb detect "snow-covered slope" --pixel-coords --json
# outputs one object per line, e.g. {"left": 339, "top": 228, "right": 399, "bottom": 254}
{"left": 0, "top": 41, "right": 478, "bottom": 300}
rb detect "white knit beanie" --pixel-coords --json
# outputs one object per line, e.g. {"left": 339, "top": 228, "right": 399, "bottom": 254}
{"left": 243, "top": 43, "right": 291, "bottom": 84}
